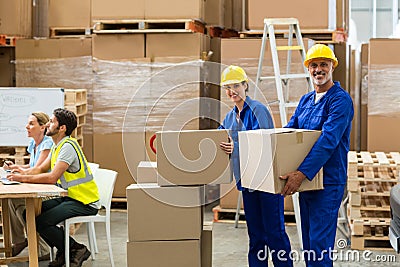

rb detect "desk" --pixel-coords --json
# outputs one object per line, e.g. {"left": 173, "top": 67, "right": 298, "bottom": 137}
{"left": 0, "top": 183, "right": 67, "bottom": 266}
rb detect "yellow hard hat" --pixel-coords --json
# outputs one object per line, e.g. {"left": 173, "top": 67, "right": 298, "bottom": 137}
{"left": 304, "top": 44, "right": 338, "bottom": 68}
{"left": 220, "top": 65, "right": 249, "bottom": 86}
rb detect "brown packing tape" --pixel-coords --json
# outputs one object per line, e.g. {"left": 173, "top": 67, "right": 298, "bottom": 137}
{"left": 296, "top": 132, "right": 303, "bottom": 144}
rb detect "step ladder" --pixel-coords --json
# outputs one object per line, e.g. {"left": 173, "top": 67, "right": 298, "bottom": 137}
{"left": 255, "top": 17, "right": 313, "bottom": 126}
{"left": 254, "top": 18, "right": 313, "bottom": 250}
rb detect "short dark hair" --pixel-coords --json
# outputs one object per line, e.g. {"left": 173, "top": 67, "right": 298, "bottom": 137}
{"left": 53, "top": 108, "right": 77, "bottom": 136}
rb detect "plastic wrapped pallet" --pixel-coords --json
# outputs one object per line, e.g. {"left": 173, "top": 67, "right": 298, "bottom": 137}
{"left": 367, "top": 39, "right": 400, "bottom": 152}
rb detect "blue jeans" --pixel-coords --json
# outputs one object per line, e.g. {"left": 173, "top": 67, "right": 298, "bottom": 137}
{"left": 242, "top": 189, "right": 293, "bottom": 267}
{"left": 299, "top": 185, "right": 345, "bottom": 267}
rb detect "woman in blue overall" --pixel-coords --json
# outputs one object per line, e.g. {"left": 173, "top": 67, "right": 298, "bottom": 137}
{"left": 280, "top": 44, "right": 354, "bottom": 267}
{"left": 219, "top": 65, "right": 293, "bottom": 267}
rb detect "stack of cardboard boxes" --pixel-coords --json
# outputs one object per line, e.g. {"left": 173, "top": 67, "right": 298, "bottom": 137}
{"left": 128, "top": 129, "right": 230, "bottom": 266}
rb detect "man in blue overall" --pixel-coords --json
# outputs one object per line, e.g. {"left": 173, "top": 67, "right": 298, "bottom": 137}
{"left": 280, "top": 44, "right": 354, "bottom": 266}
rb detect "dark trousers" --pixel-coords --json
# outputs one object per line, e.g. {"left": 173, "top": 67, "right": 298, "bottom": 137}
{"left": 299, "top": 184, "right": 345, "bottom": 267}
{"left": 242, "top": 189, "right": 293, "bottom": 267}
{"left": 36, "top": 197, "right": 98, "bottom": 252}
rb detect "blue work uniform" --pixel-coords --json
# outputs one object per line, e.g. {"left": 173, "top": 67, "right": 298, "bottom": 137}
{"left": 27, "top": 135, "right": 53, "bottom": 167}
{"left": 220, "top": 96, "right": 293, "bottom": 267}
{"left": 286, "top": 82, "right": 354, "bottom": 267}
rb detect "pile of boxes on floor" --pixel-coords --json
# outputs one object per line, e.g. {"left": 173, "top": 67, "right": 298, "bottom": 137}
{"left": 127, "top": 129, "right": 232, "bottom": 267}
{"left": 126, "top": 127, "right": 324, "bottom": 266}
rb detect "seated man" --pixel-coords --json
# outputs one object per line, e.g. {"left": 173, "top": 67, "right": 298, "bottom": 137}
{"left": 8, "top": 108, "right": 100, "bottom": 267}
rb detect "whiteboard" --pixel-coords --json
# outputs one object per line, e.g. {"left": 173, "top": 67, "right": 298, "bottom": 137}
{"left": 0, "top": 88, "right": 64, "bottom": 146}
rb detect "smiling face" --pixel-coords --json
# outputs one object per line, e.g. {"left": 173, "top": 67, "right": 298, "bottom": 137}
{"left": 223, "top": 82, "right": 247, "bottom": 104}
{"left": 26, "top": 115, "right": 45, "bottom": 139}
{"left": 308, "top": 58, "right": 334, "bottom": 87}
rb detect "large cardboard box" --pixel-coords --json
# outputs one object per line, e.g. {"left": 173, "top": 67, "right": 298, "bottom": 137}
{"left": 246, "top": 0, "right": 347, "bottom": 30}
{"left": 204, "top": 0, "right": 228, "bottom": 28}
{"left": 0, "top": 0, "right": 32, "bottom": 37}
{"left": 232, "top": 0, "right": 243, "bottom": 31}
{"left": 94, "top": 133, "right": 145, "bottom": 197}
{"left": 145, "top": 0, "right": 205, "bottom": 20}
{"left": 146, "top": 33, "right": 210, "bottom": 58}
{"left": 92, "top": 34, "right": 145, "bottom": 60}
{"left": 367, "top": 39, "right": 400, "bottom": 152}
{"left": 136, "top": 161, "right": 157, "bottom": 183}
{"left": 0, "top": 47, "right": 15, "bottom": 87}
{"left": 16, "top": 38, "right": 92, "bottom": 59}
{"left": 201, "top": 222, "right": 213, "bottom": 267}
{"left": 156, "top": 129, "right": 232, "bottom": 186}
{"left": 239, "top": 128, "right": 323, "bottom": 194}
{"left": 48, "top": 0, "right": 91, "bottom": 28}
{"left": 219, "top": 181, "right": 243, "bottom": 209}
{"left": 360, "top": 43, "right": 368, "bottom": 151}
{"left": 127, "top": 240, "right": 201, "bottom": 267}
{"left": 126, "top": 184, "right": 202, "bottom": 241}
{"left": 91, "top": 0, "right": 144, "bottom": 20}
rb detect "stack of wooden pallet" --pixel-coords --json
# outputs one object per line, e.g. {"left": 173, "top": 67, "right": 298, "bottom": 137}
{"left": 347, "top": 151, "right": 400, "bottom": 250}
{"left": 0, "top": 147, "right": 29, "bottom": 166}
{"left": 64, "top": 89, "right": 87, "bottom": 148}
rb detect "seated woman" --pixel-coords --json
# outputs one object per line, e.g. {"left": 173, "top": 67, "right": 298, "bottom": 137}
{"left": 3, "top": 112, "right": 53, "bottom": 260}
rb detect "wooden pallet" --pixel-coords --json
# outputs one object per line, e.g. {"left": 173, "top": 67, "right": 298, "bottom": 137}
{"left": 349, "top": 180, "right": 396, "bottom": 194}
{"left": 348, "top": 205, "right": 391, "bottom": 220}
{"left": 64, "top": 89, "right": 87, "bottom": 105}
{"left": 351, "top": 218, "right": 390, "bottom": 236}
{"left": 0, "top": 147, "right": 29, "bottom": 165}
{"left": 0, "top": 34, "right": 22, "bottom": 46}
{"left": 239, "top": 29, "right": 347, "bottom": 43}
{"left": 212, "top": 205, "right": 296, "bottom": 224}
{"left": 93, "top": 19, "right": 205, "bottom": 34}
{"left": 65, "top": 103, "right": 87, "bottom": 116}
{"left": 348, "top": 151, "right": 400, "bottom": 178}
{"left": 50, "top": 27, "right": 92, "bottom": 38}
{"left": 350, "top": 235, "right": 392, "bottom": 250}
{"left": 206, "top": 26, "right": 239, "bottom": 38}
{"left": 76, "top": 114, "right": 86, "bottom": 127}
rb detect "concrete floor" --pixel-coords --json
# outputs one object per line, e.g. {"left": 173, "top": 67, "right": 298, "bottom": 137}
{"left": 7, "top": 205, "right": 400, "bottom": 267}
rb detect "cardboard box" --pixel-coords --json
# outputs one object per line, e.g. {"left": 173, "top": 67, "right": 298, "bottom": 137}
{"left": 360, "top": 43, "right": 368, "bottom": 151}
{"left": 232, "top": 0, "right": 243, "bottom": 31}
{"left": 146, "top": 33, "right": 210, "bottom": 59}
{"left": 0, "top": 47, "right": 16, "bottom": 87}
{"left": 239, "top": 128, "right": 323, "bottom": 194}
{"left": 246, "top": 0, "right": 344, "bottom": 30}
{"left": 48, "top": 0, "right": 91, "bottom": 28}
{"left": 136, "top": 161, "right": 157, "bottom": 183}
{"left": 204, "top": 0, "right": 225, "bottom": 27}
{"left": 91, "top": 0, "right": 144, "bottom": 20}
{"left": 94, "top": 132, "right": 145, "bottom": 197}
{"left": 0, "top": 0, "right": 32, "bottom": 37}
{"left": 145, "top": 0, "right": 204, "bottom": 20}
{"left": 92, "top": 34, "right": 145, "bottom": 60}
{"left": 367, "top": 39, "right": 400, "bottom": 152}
{"left": 156, "top": 129, "right": 232, "bottom": 186}
{"left": 16, "top": 38, "right": 92, "bottom": 59}
{"left": 219, "top": 180, "right": 294, "bottom": 211}
{"left": 127, "top": 240, "right": 201, "bottom": 267}
{"left": 219, "top": 180, "right": 243, "bottom": 209}
{"left": 126, "top": 184, "right": 202, "bottom": 241}
{"left": 201, "top": 222, "right": 213, "bottom": 267}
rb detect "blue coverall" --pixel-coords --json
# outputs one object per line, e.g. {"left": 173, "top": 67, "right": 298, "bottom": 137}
{"left": 286, "top": 82, "right": 354, "bottom": 266}
{"left": 220, "top": 96, "right": 293, "bottom": 267}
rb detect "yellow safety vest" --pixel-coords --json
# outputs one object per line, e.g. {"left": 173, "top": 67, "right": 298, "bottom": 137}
{"left": 51, "top": 137, "right": 99, "bottom": 205}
